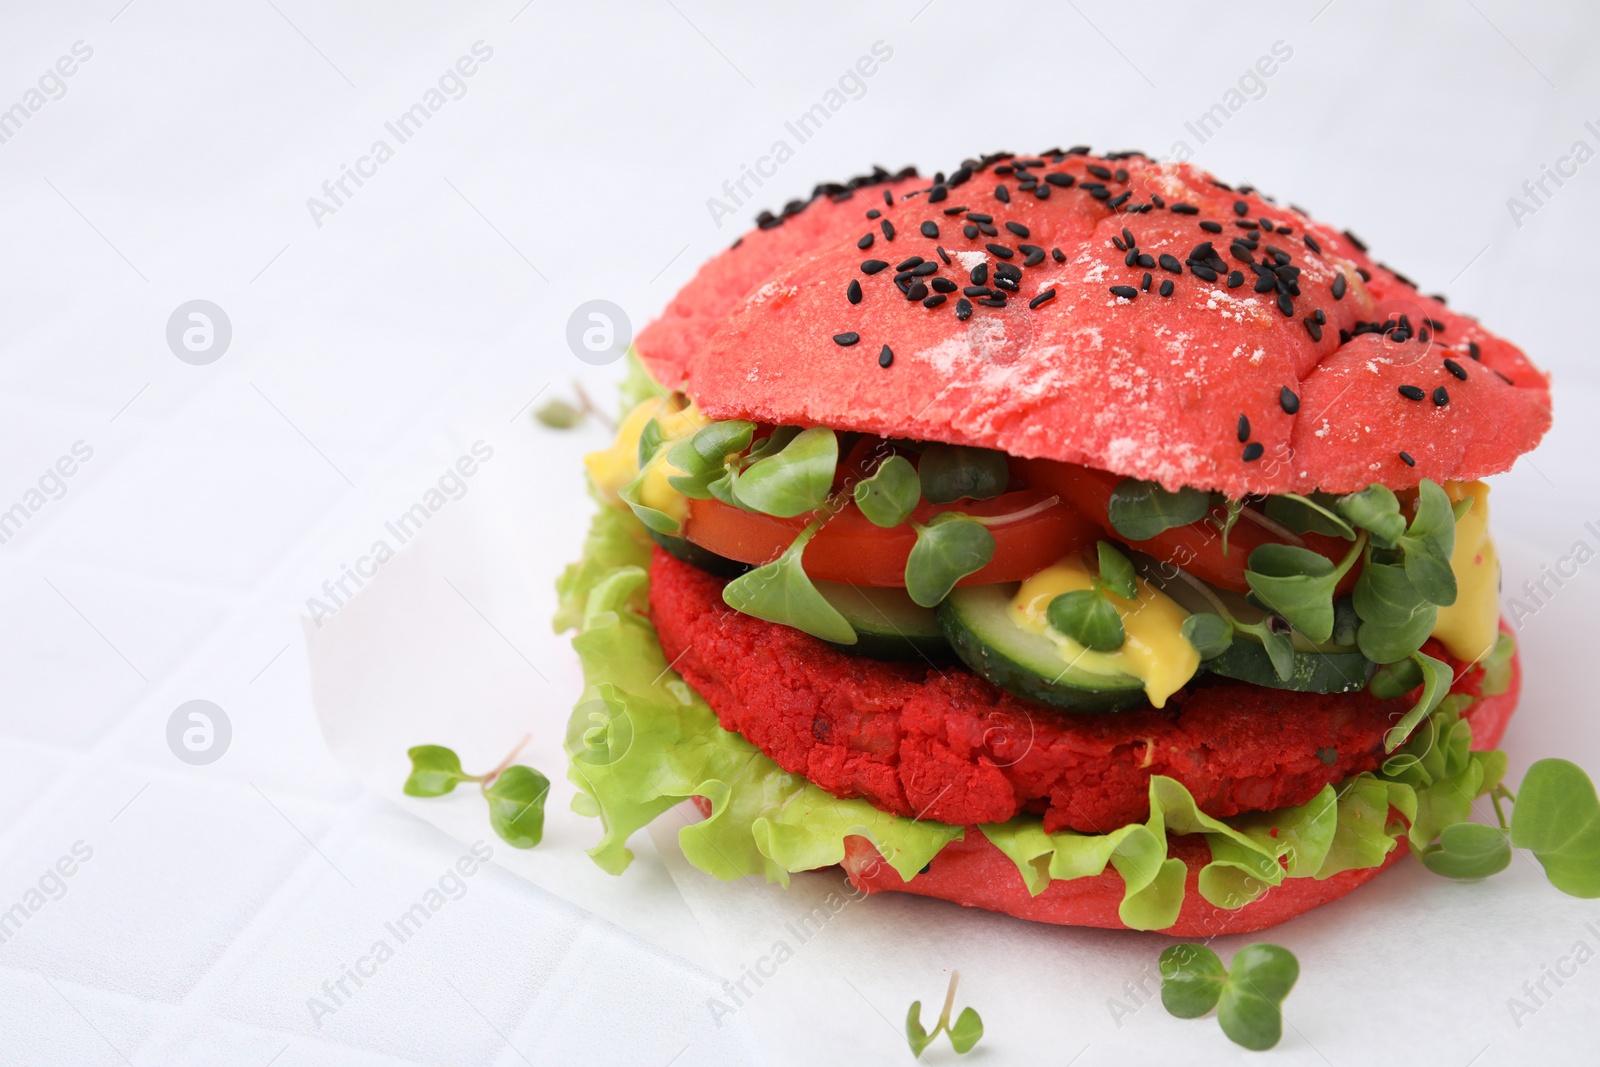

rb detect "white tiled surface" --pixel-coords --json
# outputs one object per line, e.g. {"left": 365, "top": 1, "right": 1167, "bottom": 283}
{"left": 3, "top": 1, "right": 1598, "bottom": 1063}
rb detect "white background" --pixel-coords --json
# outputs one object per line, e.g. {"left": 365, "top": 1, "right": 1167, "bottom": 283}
{"left": 2, "top": 1, "right": 1598, "bottom": 1064}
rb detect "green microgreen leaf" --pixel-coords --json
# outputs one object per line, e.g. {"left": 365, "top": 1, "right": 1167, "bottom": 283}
{"left": 852, "top": 454, "right": 921, "bottom": 528}
{"left": 1510, "top": 758, "right": 1600, "bottom": 898}
{"left": 403, "top": 745, "right": 479, "bottom": 797}
{"left": 1264, "top": 492, "right": 1356, "bottom": 539}
{"left": 905, "top": 1001, "right": 933, "bottom": 1058}
{"left": 1218, "top": 944, "right": 1298, "bottom": 1052}
{"left": 1235, "top": 618, "right": 1296, "bottom": 682}
{"left": 1337, "top": 484, "right": 1405, "bottom": 547}
{"left": 905, "top": 514, "right": 996, "bottom": 608}
{"left": 745, "top": 425, "right": 801, "bottom": 462}
{"left": 534, "top": 398, "right": 585, "bottom": 429}
{"left": 483, "top": 765, "right": 550, "bottom": 849}
{"left": 1159, "top": 943, "right": 1299, "bottom": 1051}
{"left": 722, "top": 520, "right": 856, "bottom": 643}
{"left": 617, "top": 470, "right": 682, "bottom": 536}
{"left": 729, "top": 426, "right": 838, "bottom": 518}
{"left": 1158, "top": 944, "right": 1227, "bottom": 1018}
{"left": 1353, "top": 558, "right": 1437, "bottom": 664}
{"left": 637, "top": 417, "right": 666, "bottom": 467}
{"left": 917, "top": 445, "right": 1010, "bottom": 504}
{"left": 948, "top": 1007, "right": 984, "bottom": 1054}
{"left": 666, "top": 420, "right": 755, "bottom": 498}
{"left": 905, "top": 972, "right": 982, "bottom": 1059}
{"left": 1383, "top": 650, "right": 1452, "bottom": 752}
{"left": 1396, "top": 480, "right": 1458, "bottom": 606}
{"left": 1107, "top": 478, "right": 1213, "bottom": 540}
{"left": 1182, "top": 613, "right": 1234, "bottom": 660}
{"left": 1096, "top": 540, "right": 1138, "bottom": 599}
{"left": 1047, "top": 589, "right": 1125, "bottom": 651}
{"left": 1243, "top": 535, "right": 1362, "bottom": 645}
{"left": 1368, "top": 656, "right": 1423, "bottom": 700}
{"left": 1420, "top": 822, "right": 1512, "bottom": 880}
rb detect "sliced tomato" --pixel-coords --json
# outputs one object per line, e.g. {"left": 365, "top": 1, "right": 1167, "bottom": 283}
{"left": 1012, "top": 458, "right": 1355, "bottom": 594}
{"left": 682, "top": 489, "right": 1099, "bottom": 588}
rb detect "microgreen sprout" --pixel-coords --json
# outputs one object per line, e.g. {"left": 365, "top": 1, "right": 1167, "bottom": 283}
{"left": 403, "top": 736, "right": 549, "bottom": 850}
{"left": 1159, "top": 943, "right": 1299, "bottom": 1051}
{"left": 1046, "top": 541, "right": 1138, "bottom": 651}
{"left": 905, "top": 971, "right": 983, "bottom": 1058}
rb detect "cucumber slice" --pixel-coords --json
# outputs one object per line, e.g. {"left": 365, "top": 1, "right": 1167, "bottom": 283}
{"left": 937, "top": 584, "right": 1147, "bottom": 713}
{"left": 647, "top": 528, "right": 751, "bottom": 579}
{"left": 1202, "top": 640, "right": 1373, "bottom": 694}
{"left": 814, "top": 581, "right": 951, "bottom": 661}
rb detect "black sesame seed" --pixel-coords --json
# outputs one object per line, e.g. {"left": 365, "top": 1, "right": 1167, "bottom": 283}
{"left": 1045, "top": 172, "right": 1075, "bottom": 187}
{"left": 963, "top": 286, "right": 992, "bottom": 298}
{"left": 896, "top": 256, "right": 923, "bottom": 271}
{"left": 963, "top": 224, "right": 980, "bottom": 239}
{"left": 966, "top": 212, "right": 993, "bottom": 223}
{"left": 1331, "top": 273, "right": 1347, "bottom": 301}
{"left": 861, "top": 259, "right": 889, "bottom": 275}
{"left": 1242, "top": 442, "right": 1265, "bottom": 462}
{"left": 1227, "top": 271, "right": 1244, "bottom": 289}
{"left": 920, "top": 221, "right": 939, "bottom": 239}
{"left": 1158, "top": 253, "right": 1182, "bottom": 274}
{"left": 994, "top": 184, "right": 1010, "bottom": 203}
{"left": 866, "top": 209, "right": 881, "bottom": 219}
{"left": 1200, "top": 221, "right": 1223, "bottom": 233}
{"left": 1052, "top": 247, "right": 1066, "bottom": 263}
{"left": 1006, "top": 221, "right": 1030, "bottom": 238}
{"left": 931, "top": 277, "right": 957, "bottom": 294}
{"left": 1237, "top": 415, "right": 1251, "bottom": 442}
{"left": 922, "top": 294, "right": 946, "bottom": 309}
{"left": 833, "top": 332, "right": 859, "bottom": 346}
{"left": 955, "top": 298, "right": 973, "bottom": 320}
{"left": 970, "top": 263, "right": 989, "bottom": 285}
{"left": 977, "top": 297, "right": 1007, "bottom": 308}
{"left": 1141, "top": 272, "right": 1153, "bottom": 292}
{"left": 993, "top": 275, "right": 1018, "bottom": 293}
{"left": 1280, "top": 387, "right": 1300, "bottom": 414}
{"left": 1087, "top": 186, "right": 1111, "bottom": 201}
{"left": 1433, "top": 386, "right": 1450, "bottom": 406}
{"left": 1171, "top": 203, "right": 1199, "bottom": 215}
{"left": 1443, "top": 358, "right": 1468, "bottom": 380}
{"left": 906, "top": 281, "right": 928, "bottom": 301}
{"left": 1398, "top": 384, "right": 1425, "bottom": 401}
{"left": 1124, "top": 248, "right": 1139, "bottom": 267}
{"left": 1150, "top": 194, "right": 1165, "bottom": 208}
{"left": 1087, "top": 164, "right": 1112, "bottom": 179}
{"left": 1254, "top": 275, "right": 1277, "bottom": 294}
{"left": 1114, "top": 168, "right": 1128, "bottom": 182}
{"left": 1033, "top": 182, "right": 1051, "bottom": 199}
{"left": 943, "top": 205, "right": 968, "bottom": 216}
{"left": 1233, "top": 200, "right": 1249, "bottom": 217}
{"left": 1122, "top": 228, "right": 1137, "bottom": 247}
{"left": 1136, "top": 253, "right": 1155, "bottom": 269}
{"left": 986, "top": 243, "right": 1015, "bottom": 259}
{"left": 1399, "top": 451, "right": 1416, "bottom": 467}
{"left": 1467, "top": 341, "right": 1482, "bottom": 361}
{"left": 929, "top": 184, "right": 948, "bottom": 204}
{"left": 1304, "top": 318, "right": 1323, "bottom": 342}
{"left": 1303, "top": 233, "right": 1322, "bottom": 254}
{"left": 1276, "top": 291, "right": 1294, "bottom": 316}
{"left": 1029, "top": 288, "right": 1057, "bottom": 309}
{"left": 857, "top": 233, "right": 874, "bottom": 250}
{"left": 883, "top": 189, "right": 893, "bottom": 206}
{"left": 1110, "top": 285, "right": 1139, "bottom": 300}
{"left": 1191, "top": 265, "right": 1219, "bottom": 282}
{"left": 878, "top": 345, "right": 894, "bottom": 367}
{"left": 1108, "top": 191, "right": 1131, "bottom": 208}
{"left": 935, "top": 245, "right": 952, "bottom": 265}
{"left": 912, "top": 261, "right": 938, "bottom": 276}
{"left": 847, "top": 280, "right": 862, "bottom": 304}
{"left": 881, "top": 220, "right": 895, "bottom": 241}
{"left": 1159, "top": 279, "right": 1175, "bottom": 297}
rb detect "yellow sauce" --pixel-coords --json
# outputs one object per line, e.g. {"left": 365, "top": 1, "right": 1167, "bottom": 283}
{"left": 1433, "top": 480, "right": 1500, "bottom": 662}
{"left": 1010, "top": 555, "right": 1201, "bottom": 708}
{"left": 583, "top": 396, "right": 706, "bottom": 524}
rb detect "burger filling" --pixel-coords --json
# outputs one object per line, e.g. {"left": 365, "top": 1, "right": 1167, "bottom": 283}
{"left": 559, "top": 366, "right": 1514, "bottom": 929}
